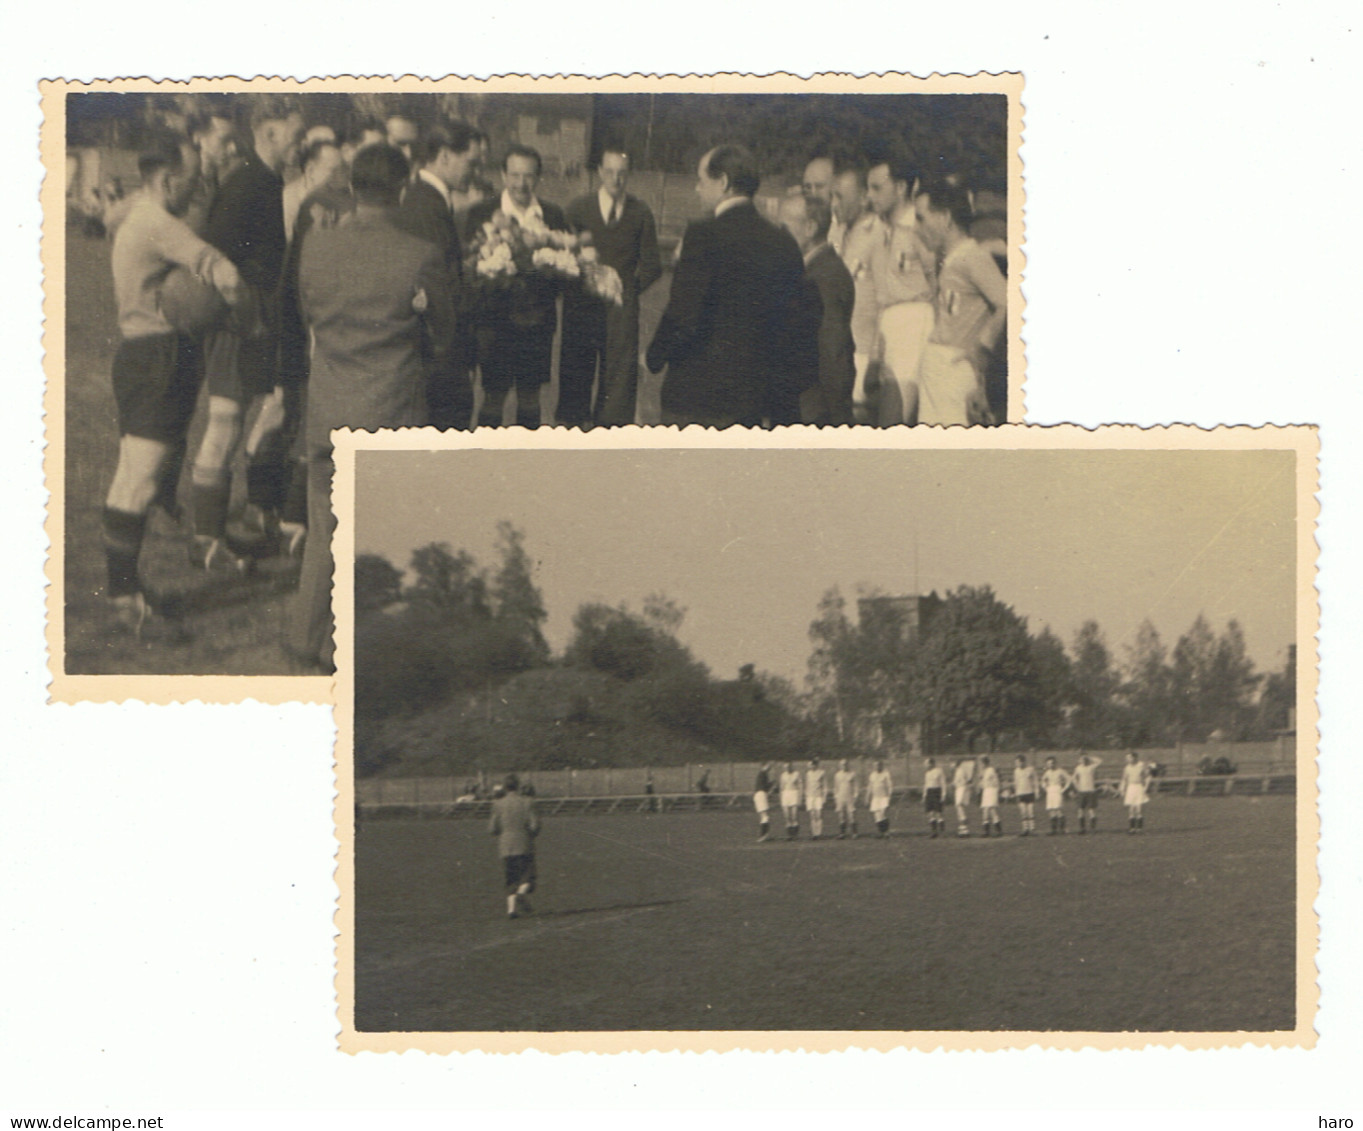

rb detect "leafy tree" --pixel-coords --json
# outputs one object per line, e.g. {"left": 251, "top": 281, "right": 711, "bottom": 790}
{"left": 1027, "top": 626, "right": 1073, "bottom": 746}
{"left": 1069, "top": 620, "right": 1121, "bottom": 747}
{"left": 1169, "top": 615, "right": 1262, "bottom": 741}
{"left": 490, "top": 521, "right": 549, "bottom": 667}
{"left": 355, "top": 553, "right": 404, "bottom": 617}
{"left": 405, "top": 542, "right": 490, "bottom": 619}
{"left": 907, "top": 585, "right": 1040, "bottom": 753}
{"left": 1121, "top": 620, "right": 1175, "bottom": 745}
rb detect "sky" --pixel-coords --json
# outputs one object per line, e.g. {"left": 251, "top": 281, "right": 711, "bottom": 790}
{"left": 354, "top": 446, "right": 1298, "bottom": 687}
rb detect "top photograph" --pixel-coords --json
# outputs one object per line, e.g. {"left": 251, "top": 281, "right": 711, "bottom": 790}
{"left": 42, "top": 73, "right": 1024, "bottom": 699}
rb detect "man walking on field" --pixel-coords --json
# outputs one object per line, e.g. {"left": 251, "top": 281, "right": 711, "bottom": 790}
{"left": 779, "top": 761, "right": 802, "bottom": 841}
{"left": 490, "top": 773, "right": 540, "bottom": 918}
{"left": 867, "top": 759, "right": 894, "bottom": 838}
{"left": 805, "top": 757, "right": 829, "bottom": 839}
{"left": 1072, "top": 752, "right": 1103, "bottom": 834}
{"left": 833, "top": 758, "right": 859, "bottom": 838}
{"left": 1041, "top": 756, "right": 1072, "bottom": 835}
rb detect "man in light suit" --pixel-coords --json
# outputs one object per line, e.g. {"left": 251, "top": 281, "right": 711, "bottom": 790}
{"left": 645, "top": 145, "right": 810, "bottom": 427}
{"left": 397, "top": 121, "right": 484, "bottom": 429}
{"left": 560, "top": 146, "right": 663, "bottom": 426}
{"left": 779, "top": 192, "right": 856, "bottom": 425}
{"left": 288, "top": 144, "right": 457, "bottom": 671}
{"left": 465, "top": 143, "right": 570, "bottom": 428}
{"left": 489, "top": 773, "right": 541, "bottom": 918}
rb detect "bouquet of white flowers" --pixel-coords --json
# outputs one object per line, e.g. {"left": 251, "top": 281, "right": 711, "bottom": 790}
{"left": 467, "top": 210, "right": 623, "bottom": 305}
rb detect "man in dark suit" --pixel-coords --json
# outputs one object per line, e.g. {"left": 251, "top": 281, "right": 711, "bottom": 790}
{"left": 779, "top": 192, "right": 857, "bottom": 424}
{"left": 396, "top": 121, "right": 484, "bottom": 429}
{"left": 287, "top": 144, "right": 457, "bottom": 671}
{"left": 465, "top": 143, "right": 569, "bottom": 428}
{"left": 560, "top": 147, "right": 663, "bottom": 426}
{"left": 645, "top": 145, "right": 810, "bottom": 427}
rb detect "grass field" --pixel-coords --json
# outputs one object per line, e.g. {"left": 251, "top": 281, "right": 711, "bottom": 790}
{"left": 60, "top": 225, "right": 674, "bottom": 675}
{"left": 353, "top": 794, "right": 1296, "bottom": 1033}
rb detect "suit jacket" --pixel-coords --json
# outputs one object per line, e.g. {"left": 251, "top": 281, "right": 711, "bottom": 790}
{"left": 647, "top": 199, "right": 809, "bottom": 425}
{"left": 564, "top": 192, "right": 662, "bottom": 305}
{"left": 298, "top": 210, "right": 455, "bottom": 448}
{"left": 395, "top": 176, "right": 465, "bottom": 284}
{"left": 204, "top": 147, "right": 287, "bottom": 295}
{"left": 278, "top": 184, "right": 356, "bottom": 382}
{"left": 489, "top": 792, "right": 540, "bottom": 857}
{"left": 805, "top": 243, "right": 857, "bottom": 424}
{"left": 464, "top": 196, "right": 569, "bottom": 378}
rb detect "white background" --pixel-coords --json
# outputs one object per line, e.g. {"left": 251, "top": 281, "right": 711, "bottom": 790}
{"left": 2, "top": 2, "right": 1359, "bottom": 1126}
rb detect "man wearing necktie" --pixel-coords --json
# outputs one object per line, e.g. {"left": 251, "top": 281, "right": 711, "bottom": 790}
{"left": 396, "top": 122, "right": 483, "bottom": 429}
{"left": 560, "top": 147, "right": 663, "bottom": 426}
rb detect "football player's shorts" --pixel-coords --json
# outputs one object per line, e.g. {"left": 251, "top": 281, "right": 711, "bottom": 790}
{"left": 503, "top": 853, "right": 536, "bottom": 893}
{"left": 1016, "top": 793, "right": 1036, "bottom": 804}
{"left": 112, "top": 332, "right": 202, "bottom": 444}
{"left": 780, "top": 791, "right": 801, "bottom": 810}
{"left": 805, "top": 793, "right": 825, "bottom": 811}
{"left": 204, "top": 320, "right": 278, "bottom": 402}
{"left": 1045, "top": 788, "right": 1065, "bottom": 810}
{"left": 924, "top": 788, "right": 943, "bottom": 813}
{"left": 1078, "top": 790, "right": 1099, "bottom": 809}
{"left": 980, "top": 787, "right": 999, "bottom": 809}
{"left": 753, "top": 790, "right": 770, "bottom": 814}
{"left": 1123, "top": 783, "right": 1148, "bottom": 806}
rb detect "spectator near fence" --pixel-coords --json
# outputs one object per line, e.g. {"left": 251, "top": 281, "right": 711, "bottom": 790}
{"left": 489, "top": 773, "right": 540, "bottom": 919}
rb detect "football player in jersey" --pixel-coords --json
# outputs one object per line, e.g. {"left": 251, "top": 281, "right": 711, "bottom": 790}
{"left": 833, "top": 758, "right": 859, "bottom": 838}
{"left": 1120, "top": 750, "right": 1151, "bottom": 833}
{"left": 952, "top": 757, "right": 976, "bottom": 837}
{"left": 867, "top": 759, "right": 894, "bottom": 837}
{"left": 779, "top": 761, "right": 803, "bottom": 840}
{"left": 922, "top": 756, "right": 947, "bottom": 838}
{"left": 977, "top": 756, "right": 1002, "bottom": 837}
{"left": 753, "top": 762, "right": 774, "bottom": 842}
{"left": 1072, "top": 752, "right": 1103, "bottom": 834}
{"left": 804, "top": 757, "right": 829, "bottom": 839}
{"left": 1012, "top": 753, "right": 1039, "bottom": 836}
{"left": 1041, "top": 756, "right": 1073, "bottom": 835}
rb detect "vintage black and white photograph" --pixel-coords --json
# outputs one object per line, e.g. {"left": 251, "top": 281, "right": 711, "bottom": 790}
{"left": 334, "top": 425, "right": 1316, "bottom": 1050}
{"left": 44, "top": 74, "right": 1022, "bottom": 698}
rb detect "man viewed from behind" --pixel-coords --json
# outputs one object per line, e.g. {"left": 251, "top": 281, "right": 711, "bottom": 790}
{"left": 778, "top": 192, "right": 856, "bottom": 425}
{"left": 866, "top": 153, "right": 936, "bottom": 425}
{"left": 913, "top": 177, "right": 1007, "bottom": 425}
{"left": 489, "top": 773, "right": 540, "bottom": 918}
{"left": 102, "top": 138, "right": 243, "bottom": 635}
{"left": 561, "top": 146, "right": 663, "bottom": 427}
{"left": 288, "top": 143, "right": 457, "bottom": 671}
{"left": 646, "top": 144, "right": 809, "bottom": 427}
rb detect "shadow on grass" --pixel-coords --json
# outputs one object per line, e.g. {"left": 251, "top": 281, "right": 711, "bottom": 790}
{"left": 538, "top": 898, "right": 685, "bottom": 920}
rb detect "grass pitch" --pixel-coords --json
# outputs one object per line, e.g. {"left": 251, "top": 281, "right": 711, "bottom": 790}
{"left": 353, "top": 793, "right": 1295, "bottom": 1033}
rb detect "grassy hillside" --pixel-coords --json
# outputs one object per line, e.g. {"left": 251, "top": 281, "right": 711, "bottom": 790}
{"left": 358, "top": 663, "right": 811, "bottom": 779}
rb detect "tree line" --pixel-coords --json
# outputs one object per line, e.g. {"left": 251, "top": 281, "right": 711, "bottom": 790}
{"left": 805, "top": 584, "right": 1294, "bottom": 755}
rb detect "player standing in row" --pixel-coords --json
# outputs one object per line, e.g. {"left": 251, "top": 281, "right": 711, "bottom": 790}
{"left": 1072, "top": 752, "right": 1103, "bottom": 834}
{"left": 922, "top": 756, "right": 947, "bottom": 838}
{"left": 779, "top": 761, "right": 803, "bottom": 841}
{"left": 1012, "top": 754, "right": 1039, "bottom": 836}
{"left": 867, "top": 759, "right": 894, "bottom": 838}
{"left": 952, "top": 757, "right": 976, "bottom": 837}
{"left": 805, "top": 757, "right": 829, "bottom": 839}
{"left": 753, "top": 762, "right": 773, "bottom": 843}
{"left": 833, "top": 759, "right": 859, "bottom": 839}
{"left": 978, "top": 756, "right": 1003, "bottom": 837}
{"left": 1041, "top": 756, "right": 1072, "bottom": 835}
{"left": 1120, "top": 751, "right": 1152, "bottom": 833}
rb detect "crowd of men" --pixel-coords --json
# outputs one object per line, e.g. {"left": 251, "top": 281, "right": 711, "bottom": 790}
{"left": 752, "top": 751, "right": 1155, "bottom": 841}
{"left": 95, "top": 97, "right": 1008, "bottom": 668}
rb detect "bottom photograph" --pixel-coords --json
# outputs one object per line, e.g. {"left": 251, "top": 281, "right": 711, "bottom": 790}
{"left": 332, "top": 425, "right": 1317, "bottom": 1052}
